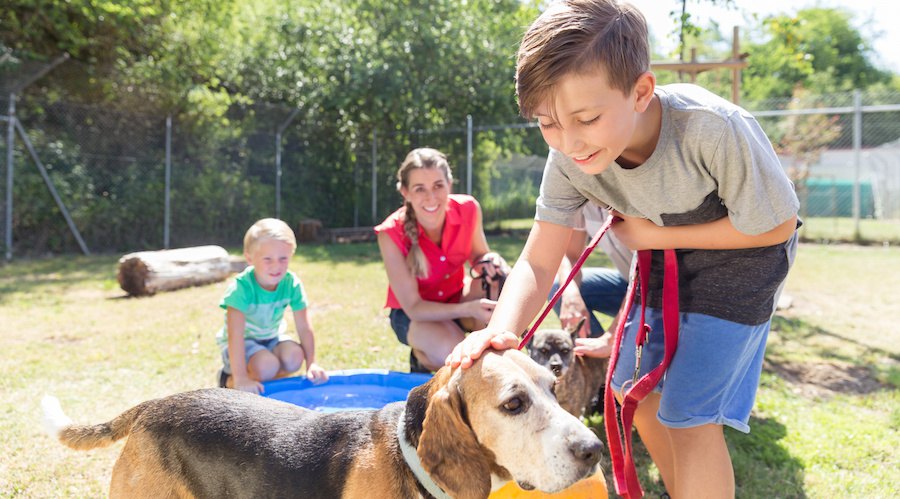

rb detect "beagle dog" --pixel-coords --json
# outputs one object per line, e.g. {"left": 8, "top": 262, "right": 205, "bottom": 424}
{"left": 527, "top": 322, "right": 608, "bottom": 419}
{"left": 43, "top": 349, "right": 602, "bottom": 498}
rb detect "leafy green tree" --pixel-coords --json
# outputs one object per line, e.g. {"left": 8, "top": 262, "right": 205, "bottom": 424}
{"left": 742, "top": 7, "right": 891, "bottom": 101}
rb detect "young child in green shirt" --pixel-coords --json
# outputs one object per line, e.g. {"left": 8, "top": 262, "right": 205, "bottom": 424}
{"left": 216, "top": 218, "right": 327, "bottom": 393}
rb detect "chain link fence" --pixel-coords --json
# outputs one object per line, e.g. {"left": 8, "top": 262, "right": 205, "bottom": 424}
{"left": 3, "top": 86, "right": 899, "bottom": 257}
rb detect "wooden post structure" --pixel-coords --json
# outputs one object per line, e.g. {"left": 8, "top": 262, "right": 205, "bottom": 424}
{"left": 651, "top": 27, "right": 747, "bottom": 104}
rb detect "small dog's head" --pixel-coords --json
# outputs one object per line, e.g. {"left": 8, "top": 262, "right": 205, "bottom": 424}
{"left": 527, "top": 318, "right": 585, "bottom": 378}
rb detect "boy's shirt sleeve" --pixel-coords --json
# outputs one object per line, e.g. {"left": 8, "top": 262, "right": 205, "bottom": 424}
{"left": 710, "top": 112, "right": 800, "bottom": 235}
{"left": 288, "top": 272, "right": 307, "bottom": 311}
{"left": 220, "top": 275, "right": 252, "bottom": 313}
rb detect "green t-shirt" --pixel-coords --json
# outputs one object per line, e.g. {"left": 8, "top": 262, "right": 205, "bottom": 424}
{"left": 215, "top": 266, "right": 307, "bottom": 347}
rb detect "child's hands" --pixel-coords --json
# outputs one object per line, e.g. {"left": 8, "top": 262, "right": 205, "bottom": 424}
{"left": 305, "top": 363, "right": 328, "bottom": 384}
{"left": 609, "top": 210, "right": 661, "bottom": 250}
{"left": 446, "top": 328, "right": 519, "bottom": 369}
{"left": 234, "top": 377, "right": 264, "bottom": 394}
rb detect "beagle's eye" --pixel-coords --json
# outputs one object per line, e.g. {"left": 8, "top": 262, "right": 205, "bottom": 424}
{"left": 501, "top": 396, "right": 526, "bottom": 415}
{"left": 560, "top": 348, "right": 570, "bottom": 355}
{"left": 541, "top": 347, "right": 550, "bottom": 355}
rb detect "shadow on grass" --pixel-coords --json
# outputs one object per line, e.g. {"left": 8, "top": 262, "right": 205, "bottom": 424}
{"left": 772, "top": 315, "right": 899, "bottom": 362}
{"left": 730, "top": 416, "right": 807, "bottom": 498}
{"left": 297, "top": 242, "right": 383, "bottom": 264}
{"left": 0, "top": 255, "right": 119, "bottom": 301}
{"left": 771, "top": 315, "right": 900, "bottom": 390}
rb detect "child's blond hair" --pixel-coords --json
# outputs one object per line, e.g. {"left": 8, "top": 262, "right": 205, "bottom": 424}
{"left": 515, "top": 0, "right": 650, "bottom": 120}
{"left": 395, "top": 148, "right": 453, "bottom": 279}
{"left": 243, "top": 218, "right": 297, "bottom": 255}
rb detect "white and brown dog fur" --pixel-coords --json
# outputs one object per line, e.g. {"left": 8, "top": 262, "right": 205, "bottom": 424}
{"left": 527, "top": 319, "right": 609, "bottom": 419}
{"left": 42, "top": 349, "right": 601, "bottom": 499}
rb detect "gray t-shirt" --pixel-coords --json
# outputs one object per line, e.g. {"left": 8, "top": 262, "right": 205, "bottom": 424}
{"left": 536, "top": 84, "right": 799, "bottom": 325}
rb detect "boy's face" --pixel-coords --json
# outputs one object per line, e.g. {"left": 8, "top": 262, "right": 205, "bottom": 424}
{"left": 534, "top": 69, "right": 655, "bottom": 175}
{"left": 245, "top": 238, "right": 294, "bottom": 291}
{"left": 400, "top": 167, "right": 451, "bottom": 231}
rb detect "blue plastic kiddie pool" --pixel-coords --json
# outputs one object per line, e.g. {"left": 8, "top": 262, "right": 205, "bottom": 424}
{"left": 261, "top": 369, "right": 432, "bottom": 413}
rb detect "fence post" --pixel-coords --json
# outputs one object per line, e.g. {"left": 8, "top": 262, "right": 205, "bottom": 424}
{"left": 371, "top": 130, "right": 378, "bottom": 224}
{"left": 275, "top": 108, "right": 301, "bottom": 221}
{"left": 852, "top": 89, "right": 862, "bottom": 240}
{"left": 164, "top": 115, "right": 172, "bottom": 249}
{"left": 4, "top": 94, "right": 14, "bottom": 261}
{"left": 275, "top": 130, "right": 282, "bottom": 219}
{"left": 466, "top": 114, "right": 473, "bottom": 195}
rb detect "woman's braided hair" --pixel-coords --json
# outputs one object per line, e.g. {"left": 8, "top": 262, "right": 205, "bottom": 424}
{"left": 396, "top": 148, "right": 453, "bottom": 278}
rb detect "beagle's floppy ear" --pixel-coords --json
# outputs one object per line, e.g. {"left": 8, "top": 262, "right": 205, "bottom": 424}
{"left": 418, "top": 372, "right": 492, "bottom": 499}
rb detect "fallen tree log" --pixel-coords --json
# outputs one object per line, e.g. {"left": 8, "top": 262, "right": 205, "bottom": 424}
{"left": 117, "top": 245, "right": 232, "bottom": 296}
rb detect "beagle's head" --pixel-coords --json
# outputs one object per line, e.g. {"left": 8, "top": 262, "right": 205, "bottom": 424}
{"left": 415, "top": 348, "right": 601, "bottom": 498}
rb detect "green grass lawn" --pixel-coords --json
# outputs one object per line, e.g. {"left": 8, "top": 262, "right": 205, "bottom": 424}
{"left": 1, "top": 239, "right": 898, "bottom": 497}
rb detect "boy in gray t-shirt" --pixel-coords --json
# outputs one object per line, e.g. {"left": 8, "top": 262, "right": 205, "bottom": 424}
{"left": 449, "top": 1, "right": 800, "bottom": 497}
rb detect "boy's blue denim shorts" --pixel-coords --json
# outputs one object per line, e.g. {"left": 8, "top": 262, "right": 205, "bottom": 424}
{"left": 609, "top": 307, "right": 771, "bottom": 433}
{"left": 220, "top": 333, "right": 296, "bottom": 375}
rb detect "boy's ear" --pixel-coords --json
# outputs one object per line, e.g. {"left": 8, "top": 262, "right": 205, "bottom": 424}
{"left": 633, "top": 71, "right": 656, "bottom": 112}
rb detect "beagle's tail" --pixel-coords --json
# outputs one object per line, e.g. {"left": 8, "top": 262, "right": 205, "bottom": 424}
{"left": 41, "top": 395, "right": 144, "bottom": 450}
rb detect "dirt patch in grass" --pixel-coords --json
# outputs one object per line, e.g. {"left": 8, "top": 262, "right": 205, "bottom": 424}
{"left": 765, "top": 358, "right": 887, "bottom": 398}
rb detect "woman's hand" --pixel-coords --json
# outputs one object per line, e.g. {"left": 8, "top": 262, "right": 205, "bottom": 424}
{"left": 446, "top": 328, "right": 519, "bottom": 368}
{"left": 467, "top": 298, "right": 498, "bottom": 324}
{"left": 473, "top": 251, "right": 511, "bottom": 280}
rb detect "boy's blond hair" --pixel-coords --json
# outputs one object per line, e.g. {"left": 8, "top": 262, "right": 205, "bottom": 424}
{"left": 243, "top": 218, "right": 297, "bottom": 255}
{"left": 395, "top": 148, "right": 453, "bottom": 279}
{"left": 516, "top": 0, "right": 650, "bottom": 119}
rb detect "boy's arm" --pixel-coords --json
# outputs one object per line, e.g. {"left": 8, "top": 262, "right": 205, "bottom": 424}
{"left": 611, "top": 212, "right": 798, "bottom": 250}
{"left": 448, "top": 221, "right": 573, "bottom": 368}
{"left": 292, "top": 308, "right": 327, "bottom": 382}
{"left": 377, "top": 232, "right": 495, "bottom": 323}
{"left": 226, "top": 307, "right": 263, "bottom": 394}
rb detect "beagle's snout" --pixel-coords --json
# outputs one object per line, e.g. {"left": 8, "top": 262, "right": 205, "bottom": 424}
{"left": 571, "top": 435, "right": 602, "bottom": 467}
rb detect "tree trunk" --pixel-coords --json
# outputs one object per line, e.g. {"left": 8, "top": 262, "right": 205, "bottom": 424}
{"left": 117, "top": 245, "right": 232, "bottom": 296}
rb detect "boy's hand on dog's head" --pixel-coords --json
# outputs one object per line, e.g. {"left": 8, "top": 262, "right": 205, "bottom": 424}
{"left": 446, "top": 328, "right": 518, "bottom": 369}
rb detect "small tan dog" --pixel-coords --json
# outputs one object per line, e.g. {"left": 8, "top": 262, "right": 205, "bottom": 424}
{"left": 527, "top": 319, "right": 609, "bottom": 419}
{"left": 42, "top": 349, "right": 602, "bottom": 499}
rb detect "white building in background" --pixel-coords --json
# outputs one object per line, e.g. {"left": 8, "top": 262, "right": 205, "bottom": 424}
{"left": 776, "top": 142, "right": 900, "bottom": 218}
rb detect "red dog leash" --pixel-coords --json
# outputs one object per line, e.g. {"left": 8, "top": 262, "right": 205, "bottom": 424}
{"left": 514, "top": 213, "right": 680, "bottom": 499}
{"left": 604, "top": 249, "right": 679, "bottom": 498}
{"left": 517, "top": 214, "right": 617, "bottom": 350}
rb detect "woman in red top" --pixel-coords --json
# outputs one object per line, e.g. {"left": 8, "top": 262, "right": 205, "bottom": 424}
{"left": 376, "top": 148, "right": 509, "bottom": 372}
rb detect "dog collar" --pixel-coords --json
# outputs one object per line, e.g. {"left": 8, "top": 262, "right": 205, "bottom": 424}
{"left": 396, "top": 410, "right": 452, "bottom": 499}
